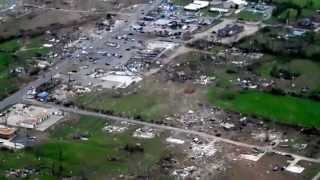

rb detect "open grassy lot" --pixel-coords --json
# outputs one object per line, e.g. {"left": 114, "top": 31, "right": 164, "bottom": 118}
{"left": 238, "top": 10, "right": 264, "bottom": 22}
{"left": 0, "top": 0, "right": 6, "bottom": 8}
{"left": 75, "top": 77, "right": 203, "bottom": 122}
{"left": 0, "top": 116, "right": 170, "bottom": 179}
{"left": 76, "top": 90, "right": 168, "bottom": 121}
{"left": 0, "top": 39, "right": 20, "bottom": 52}
{"left": 208, "top": 89, "right": 320, "bottom": 128}
{"left": 171, "top": 0, "right": 192, "bottom": 6}
{"left": 0, "top": 52, "right": 19, "bottom": 100}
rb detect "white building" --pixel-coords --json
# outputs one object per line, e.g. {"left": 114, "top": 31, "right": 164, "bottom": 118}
{"left": 224, "top": 0, "right": 248, "bottom": 9}
{"left": 230, "top": 0, "right": 248, "bottom": 6}
{"left": 184, "top": 0, "right": 210, "bottom": 11}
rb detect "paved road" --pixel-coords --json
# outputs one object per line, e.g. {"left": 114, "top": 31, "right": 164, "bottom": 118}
{"left": 23, "top": 99, "right": 320, "bottom": 164}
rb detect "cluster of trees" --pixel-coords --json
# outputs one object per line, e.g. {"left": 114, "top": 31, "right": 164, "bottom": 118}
{"left": 270, "top": 66, "right": 300, "bottom": 80}
{"left": 238, "top": 27, "right": 320, "bottom": 61}
{"left": 247, "top": 0, "right": 316, "bottom": 23}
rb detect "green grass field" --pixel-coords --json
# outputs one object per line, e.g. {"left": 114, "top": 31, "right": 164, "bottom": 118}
{"left": 0, "top": 116, "right": 169, "bottom": 179}
{"left": 238, "top": 11, "right": 264, "bottom": 22}
{"left": 0, "top": 39, "right": 20, "bottom": 52}
{"left": 74, "top": 76, "right": 202, "bottom": 122}
{"left": 76, "top": 91, "right": 167, "bottom": 121}
{"left": 0, "top": 52, "right": 19, "bottom": 99}
{"left": 257, "top": 57, "right": 320, "bottom": 92}
{"left": 208, "top": 89, "right": 320, "bottom": 128}
{"left": 171, "top": 0, "right": 192, "bottom": 6}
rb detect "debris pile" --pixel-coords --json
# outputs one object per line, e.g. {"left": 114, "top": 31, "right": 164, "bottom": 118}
{"left": 133, "top": 128, "right": 155, "bottom": 139}
{"left": 5, "top": 168, "right": 38, "bottom": 178}
{"left": 190, "top": 139, "right": 217, "bottom": 158}
{"left": 103, "top": 124, "right": 128, "bottom": 133}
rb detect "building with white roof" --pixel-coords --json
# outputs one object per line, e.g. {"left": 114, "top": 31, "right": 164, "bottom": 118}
{"left": 223, "top": 0, "right": 248, "bottom": 9}
{"left": 229, "top": 0, "right": 248, "bottom": 6}
{"left": 184, "top": 0, "right": 209, "bottom": 11}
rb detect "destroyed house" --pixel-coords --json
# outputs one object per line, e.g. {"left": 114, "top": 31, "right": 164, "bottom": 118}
{"left": 0, "top": 126, "right": 17, "bottom": 140}
{"left": 296, "top": 18, "right": 314, "bottom": 29}
{"left": 217, "top": 24, "right": 244, "bottom": 38}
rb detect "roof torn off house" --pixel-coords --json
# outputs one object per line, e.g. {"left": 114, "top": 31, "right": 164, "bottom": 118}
{"left": 0, "top": 104, "right": 64, "bottom": 131}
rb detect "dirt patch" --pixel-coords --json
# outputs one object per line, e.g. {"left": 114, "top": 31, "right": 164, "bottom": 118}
{"left": 219, "top": 153, "right": 305, "bottom": 180}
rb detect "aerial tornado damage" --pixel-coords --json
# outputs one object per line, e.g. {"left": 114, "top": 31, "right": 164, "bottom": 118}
{"left": 0, "top": 0, "right": 319, "bottom": 179}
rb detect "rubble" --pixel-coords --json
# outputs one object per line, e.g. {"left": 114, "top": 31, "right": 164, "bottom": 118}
{"left": 5, "top": 168, "right": 38, "bottom": 178}
{"left": 133, "top": 128, "right": 155, "bottom": 139}
{"left": 172, "top": 166, "right": 197, "bottom": 178}
{"left": 251, "top": 131, "right": 282, "bottom": 144}
{"left": 190, "top": 140, "right": 217, "bottom": 158}
{"left": 166, "top": 137, "right": 185, "bottom": 144}
{"left": 103, "top": 124, "right": 128, "bottom": 133}
{"left": 220, "top": 122, "right": 235, "bottom": 129}
{"left": 240, "top": 153, "right": 265, "bottom": 162}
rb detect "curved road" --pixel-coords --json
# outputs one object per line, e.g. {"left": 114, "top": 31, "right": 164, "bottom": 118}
{"left": 23, "top": 99, "right": 320, "bottom": 165}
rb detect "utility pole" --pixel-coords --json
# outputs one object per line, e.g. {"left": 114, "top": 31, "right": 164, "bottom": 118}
{"left": 67, "top": 72, "right": 71, "bottom": 90}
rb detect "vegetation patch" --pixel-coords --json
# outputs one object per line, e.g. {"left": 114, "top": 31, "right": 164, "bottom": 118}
{"left": 238, "top": 10, "right": 264, "bottom": 22}
{"left": 256, "top": 57, "right": 320, "bottom": 96}
{"left": 0, "top": 116, "right": 168, "bottom": 179}
{"left": 237, "top": 27, "right": 320, "bottom": 61}
{"left": 171, "top": 0, "right": 192, "bottom": 6}
{"left": 271, "top": 0, "right": 320, "bottom": 22}
{"left": 0, "top": 37, "right": 50, "bottom": 100}
{"left": 74, "top": 78, "right": 202, "bottom": 122}
{"left": 208, "top": 89, "right": 320, "bottom": 128}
